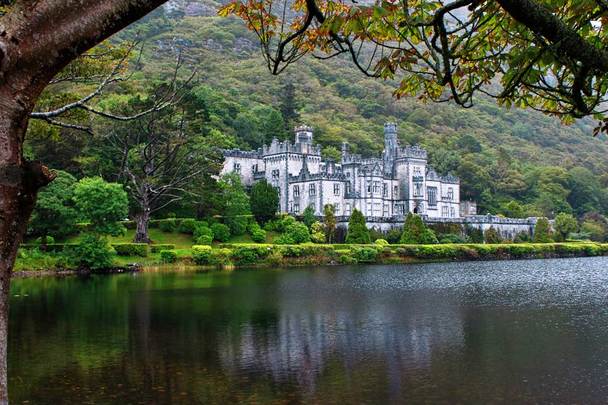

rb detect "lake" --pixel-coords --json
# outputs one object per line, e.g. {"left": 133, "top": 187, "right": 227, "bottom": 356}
{"left": 9, "top": 257, "right": 608, "bottom": 404}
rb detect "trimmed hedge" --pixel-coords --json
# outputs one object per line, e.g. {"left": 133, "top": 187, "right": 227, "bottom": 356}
{"left": 150, "top": 244, "right": 176, "bottom": 253}
{"left": 160, "top": 250, "right": 177, "bottom": 263}
{"left": 112, "top": 243, "right": 149, "bottom": 257}
{"left": 192, "top": 245, "right": 212, "bottom": 265}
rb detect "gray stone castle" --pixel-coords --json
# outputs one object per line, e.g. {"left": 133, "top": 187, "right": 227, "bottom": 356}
{"left": 222, "top": 122, "right": 543, "bottom": 239}
{"left": 222, "top": 123, "right": 461, "bottom": 220}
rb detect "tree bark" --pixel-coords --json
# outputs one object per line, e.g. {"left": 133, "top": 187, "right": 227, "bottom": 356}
{"left": 134, "top": 209, "right": 151, "bottom": 243}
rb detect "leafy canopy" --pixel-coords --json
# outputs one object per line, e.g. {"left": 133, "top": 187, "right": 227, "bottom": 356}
{"left": 73, "top": 177, "right": 129, "bottom": 236}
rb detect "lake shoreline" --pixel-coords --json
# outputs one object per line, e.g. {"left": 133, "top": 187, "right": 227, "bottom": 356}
{"left": 12, "top": 242, "right": 608, "bottom": 278}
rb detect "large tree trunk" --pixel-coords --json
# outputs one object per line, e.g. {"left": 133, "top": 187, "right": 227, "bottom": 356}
{"left": 1, "top": 3, "right": 170, "bottom": 402}
{"left": 134, "top": 210, "right": 151, "bottom": 243}
{"left": 0, "top": 96, "right": 54, "bottom": 403}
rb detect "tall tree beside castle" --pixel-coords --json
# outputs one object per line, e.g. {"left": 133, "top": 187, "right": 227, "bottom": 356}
{"left": 279, "top": 82, "right": 299, "bottom": 131}
{"left": 346, "top": 209, "right": 370, "bottom": 244}
{"left": 250, "top": 180, "right": 279, "bottom": 224}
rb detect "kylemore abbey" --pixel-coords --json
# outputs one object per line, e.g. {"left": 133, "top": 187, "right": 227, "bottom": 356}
{"left": 223, "top": 123, "right": 539, "bottom": 237}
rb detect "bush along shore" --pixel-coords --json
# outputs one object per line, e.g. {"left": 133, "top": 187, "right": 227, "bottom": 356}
{"left": 14, "top": 241, "right": 608, "bottom": 274}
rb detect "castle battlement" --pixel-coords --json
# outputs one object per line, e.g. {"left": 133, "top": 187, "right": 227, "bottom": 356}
{"left": 222, "top": 122, "right": 461, "bottom": 220}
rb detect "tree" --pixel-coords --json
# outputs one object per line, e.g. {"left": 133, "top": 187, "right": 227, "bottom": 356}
{"left": 0, "top": 2, "right": 170, "bottom": 398}
{"left": 400, "top": 213, "right": 437, "bottom": 244}
{"left": 302, "top": 206, "right": 316, "bottom": 229}
{"left": 345, "top": 209, "right": 370, "bottom": 244}
{"left": 323, "top": 204, "right": 336, "bottom": 243}
{"left": 220, "top": 174, "right": 251, "bottom": 235}
{"left": 310, "top": 221, "right": 326, "bottom": 243}
{"left": 554, "top": 213, "right": 578, "bottom": 242}
{"left": 73, "top": 177, "right": 129, "bottom": 237}
{"left": 222, "top": 0, "right": 608, "bottom": 126}
{"left": 533, "top": 217, "right": 554, "bottom": 243}
{"left": 278, "top": 81, "right": 299, "bottom": 130}
{"left": 250, "top": 180, "right": 279, "bottom": 224}
{"left": 110, "top": 92, "right": 209, "bottom": 243}
{"left": 28, "top": 170, "right": 78, "bottom": 244}
{"left": 484, "top": 227, "right": 503, "bottom": 244}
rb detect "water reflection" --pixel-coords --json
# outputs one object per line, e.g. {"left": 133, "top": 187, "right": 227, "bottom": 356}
{"left": 9, "top": 257, "right": 608, "bottom": 403}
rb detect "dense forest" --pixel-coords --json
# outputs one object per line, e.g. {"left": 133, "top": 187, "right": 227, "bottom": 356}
{"left": 25, "top": 1, "right": 608, "bottom": 223}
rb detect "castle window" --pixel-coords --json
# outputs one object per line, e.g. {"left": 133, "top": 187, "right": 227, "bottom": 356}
{"left": 272, "top": 169, "right": 280, "bottom": 179}
{"left": 383, "top": 183, "right": 388, "bottom": 197}
{"left": 334, "top": 183, "right": 340, "bottom": 196}
{"left": 334, "top": 203, "right": 340, "bottom": 213}
{"left": 428, "top": 187, "right": 437, "bottom": 206}
{"left": 383, "top": 204, "right": 389, "bottom": 216}
{"left": 442, "top": 206, "right": 448, "bottom": 217}
{"left": 414, "top": 182, "right": 423, "bottom": 197}
{"left": 367, "top": 181, "right": 372, "bottom": 194}
{"left": 373, "top": 181, "right": 381, "bottom": 193}
{"left": 346, "top": 172, "right": 351, "bottom": 177}
{"left": 309, "top": 183, "right": 316, "bottom": 196}
{"left": 450, "top": 207, "right": 456, "bottom": 218}
{"left": 294, "top": 203, "right": 300, "bottom": 214}
{"left": 234, "top": 163, "right": 241, "bottom": 174}
{"left": 394, "top": 185, "right": 399, "bottom": 197}
{"left": 447, "top": 187, "right": 454, "bottom": 201}
{"left": 252, "top": 164, "right": 257, "bottom": 173}
{"left": 413, "top": 167, "right": 421, "bottom": 176}
{"left": 293, "top": 185, "right": 300, "bottom": 197}
{"left": 345, "top": 203, "right": 351, "bottom": 215}
{"left": 309, "top": 203, "right": 316, "bottom": 212}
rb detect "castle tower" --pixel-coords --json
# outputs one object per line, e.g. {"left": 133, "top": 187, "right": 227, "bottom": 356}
{"left": 294, "top": 125, "right": 313, "bottom": 145}
{"left": 383, "top": 122, "right": 398, "bottom": 155}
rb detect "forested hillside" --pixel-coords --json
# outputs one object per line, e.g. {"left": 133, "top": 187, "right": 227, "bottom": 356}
{"left": 25, "top": 1, "right": 608, "bottom": 220}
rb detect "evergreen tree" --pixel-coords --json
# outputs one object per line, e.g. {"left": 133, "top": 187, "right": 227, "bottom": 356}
{"left": 345, "top": 209, "right": 371, "bottom": 244}
{"left": 302, "top": 206, "right": 316, "bottom": 229}
{"left": 323, "top": 204, "right": 336, "bottom": 243}
{"left": 250, "top": 180, "right": 279, "bottom": 224}
{"left": 533, "top": 217, "right": 554, "bottom": 243}
{"left": 400, "top": 213, "right": 438, "bottom": 244}
{"left": 279, "top": 82, "right": 299, "bottom": 129}
{"left": 310, "top": 221, "right": 326, "bottom": 243}
{"left": 221, "top": 173, "right": 251, "bottom": 235}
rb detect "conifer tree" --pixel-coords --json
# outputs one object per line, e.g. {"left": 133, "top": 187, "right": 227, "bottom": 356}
{"left": 302, "top": 206, "right": 316, "bottom": 229}
{"left": 484, "top": 227, "right": 503, "bottom": 244}
{"left": 323, "top": 204, "right": 336, "bottom": 243}
{"left": 345, "top": 209, "right": 371, "bottom": 244}
{"left": 250, "top": 180, "right": 279, "bottom": 224}
{"left": 400, "top": 213, "right": 438, "bottom": 244}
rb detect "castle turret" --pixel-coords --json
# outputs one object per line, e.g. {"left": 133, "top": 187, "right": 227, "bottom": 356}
{"left": 294, "top": 125, "right": 313, "bottom": 145}
{"left": 383, "top": 122, "right": 398, "bottom": 155}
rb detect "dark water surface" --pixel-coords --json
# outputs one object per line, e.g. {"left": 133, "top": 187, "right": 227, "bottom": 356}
{"left": 9, "top": 257, "right": 608, "bottom": 404}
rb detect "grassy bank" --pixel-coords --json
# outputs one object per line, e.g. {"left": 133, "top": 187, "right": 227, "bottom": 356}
{"left": 15, "top": 241, "right": 608, "bottom": 273}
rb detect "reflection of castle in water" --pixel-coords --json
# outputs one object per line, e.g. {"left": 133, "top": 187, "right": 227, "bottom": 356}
{"left": 217, "top": 269, "right": 465, "bottom": 397}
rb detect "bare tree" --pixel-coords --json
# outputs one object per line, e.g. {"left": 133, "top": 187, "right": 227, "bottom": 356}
{"left": 109, "top": 99, "right": 206, "bottom": 243}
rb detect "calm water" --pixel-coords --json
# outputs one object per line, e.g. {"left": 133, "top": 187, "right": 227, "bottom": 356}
{"left": 9, "top": 257, "right": 608, "bottom": 404}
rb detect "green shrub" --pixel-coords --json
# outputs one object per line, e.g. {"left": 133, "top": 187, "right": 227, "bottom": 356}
{"left": 439, "top": 234, "right": 467, "bottom": 244}
{"left": 276, "top": 222, "right": 310, "bottom": 244}
{"left": 231, "top": 245, "right": 272, "bottom": 265}
{"left": 160, "top": 250, "right": 177, "bottom": 263}
{"left": 150, "top": 244, "right": 176, "bottom": 253}
{"left": 251, "top": 227, "right": 267, "bottom": 243}
{"left": 158, "top": 218, "right": 177, "bottom": 233}
{"left": 211, "top": 223, "right": 231, "bottom": 242}
{"left": 484, "top": 227, "right": 503, "bottom": 244}
{"left": 375, "top": 239, "right": 389, "bottom": 247}
{"left": 533, "top": 217, "right": 554, "bottom": 243}
{"left": 338, "top": 252, "right": 358, "bottom": 264}
{"left": 192, "top": 245, "right": 212, "bottom": 265}
{"left": 400, "top": 213, "right": 437, "bottom": 244}
{"left": 193, "top": 225, "right": 213, "bottom": 240}
{"left": 112, "top": 243, "right": 149, "bottom": 257}
{"left": 196, "top": 235, "right": 213, "bottom": 245}
{"left": 267, "top": 251, "right": 284, "bottom": 266}
{"left": 209, "top": 248, "right": 233, "bottom": 265}
{"left": 351, "top": 246, "right": 378, "bottom": 263}
{"left": 70, "top": 235, "right": 114, "bottom": 270}
{"left": 310, "top": 221, "right": 326, "bottom": 243}
{"left": 178, "top": 219, "right": 198, "bottom": 234}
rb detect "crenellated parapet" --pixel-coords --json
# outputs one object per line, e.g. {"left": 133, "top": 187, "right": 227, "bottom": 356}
{"left": 223, "top": 149, "right": 262, "bottom": 159}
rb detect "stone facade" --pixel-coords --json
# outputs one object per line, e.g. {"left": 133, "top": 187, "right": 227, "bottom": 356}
{"left": 222, "top": 123, "right": 461, "bottom": 220}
